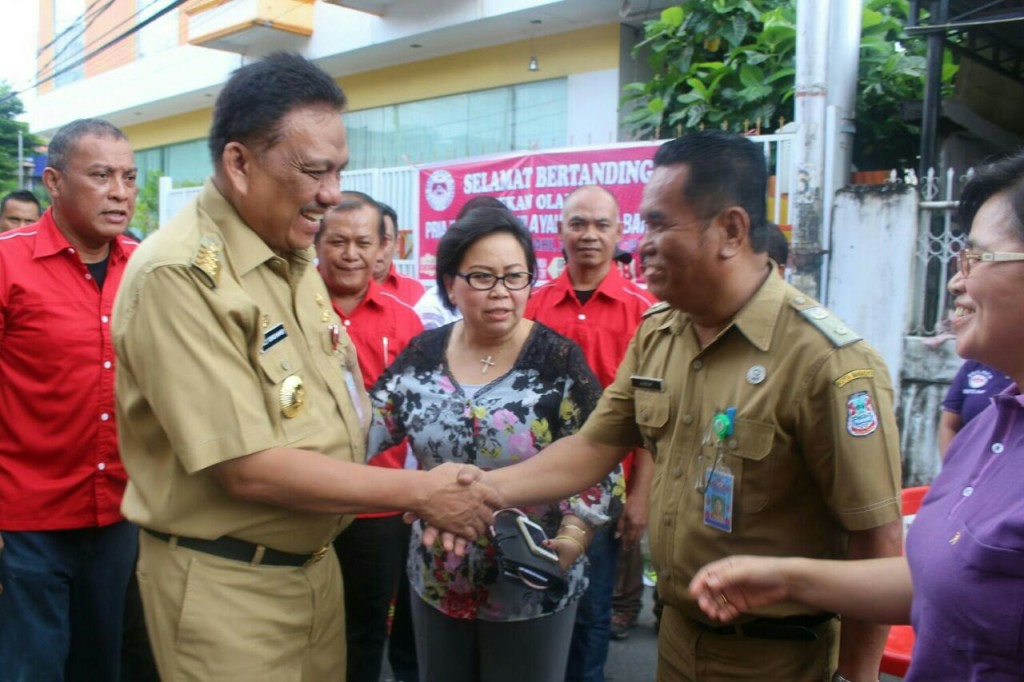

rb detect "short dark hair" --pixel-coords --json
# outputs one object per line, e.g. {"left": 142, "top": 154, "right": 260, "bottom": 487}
{"left": 653, "top": 131, "right": 769, "bottom": 252}
{"left": 436, "top": 207, "right": 536, "bottom": 312}
{"left": 208, "top": 52, "right": 346, "bottom": 166}
{"left": 47, "top": 119, "right": 127, "bottom": 172}
{"left": 317, "top": 190, "right": 383, "bottom": 244}
{"left": 765, "top": 222, "right": 789, "bottom": 267}
{"left": 1, "top": 190, "right": 41, "bottom": 213}
{"left": 456, "top": 195, "right": 508, "bottom": 221}
{"left": 958, "top": 150, "right": 1024, "bottom": 241}
{"left": 378, "top": 201, "right": 398, "bottom": 238}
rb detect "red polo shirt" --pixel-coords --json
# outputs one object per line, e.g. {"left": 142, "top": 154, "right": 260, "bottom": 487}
{"left": 333, "top": 281, "right": 423, "bottom": 517}
{"left": 0, "top": 209, "right": 137, "bottom": 530}
{"left": 526, "top": 265, "right": 656, "bottom": 481}
{"left": 380, "top": 262, "right": 426, "bottom": 307}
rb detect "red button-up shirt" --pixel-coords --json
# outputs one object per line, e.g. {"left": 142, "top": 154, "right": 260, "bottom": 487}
{"left": 0, "top": 209, "right": 137, "bottom": 530}
{"left": 380, "top": 262, "right": 426, "bottom": 308}
{"left": 526, "top": 265, "right": 656, "bottom": 481}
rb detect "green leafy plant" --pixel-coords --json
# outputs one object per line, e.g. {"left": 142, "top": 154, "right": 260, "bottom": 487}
{"left": 130, "top": 172, "right": 202, "bottom": 238}
{"left": 0, "top": 83, "right": 44, "bottom": 193}
{"left": 622, "top": 0, "right": 957, "bottom": 169}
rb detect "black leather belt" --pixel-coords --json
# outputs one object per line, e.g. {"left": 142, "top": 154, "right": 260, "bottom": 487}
{"left": 142, "top": 528, "right": 330, "bottom": 568}
{"left": 691, "top": 613, "right": 836, "bottom": 642}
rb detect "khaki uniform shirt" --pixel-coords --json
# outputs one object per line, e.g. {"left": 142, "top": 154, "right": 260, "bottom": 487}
{"left": 581, "top": 272, "right": 901, "bottom": 620}
{"left": 113, "top": 181, "right": 367, "bottom": 553}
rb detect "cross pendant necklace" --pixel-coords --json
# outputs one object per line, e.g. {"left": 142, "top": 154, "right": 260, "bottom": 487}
{"left": 479, "top": 355, "right": 496, "bottom": 374}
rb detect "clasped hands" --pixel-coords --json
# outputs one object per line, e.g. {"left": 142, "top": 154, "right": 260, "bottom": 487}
{"left": 413, "top": 466, "right": 587, "bottom": 569}
{"left": 406, "top": 463, "right": 503, "bottom": 556}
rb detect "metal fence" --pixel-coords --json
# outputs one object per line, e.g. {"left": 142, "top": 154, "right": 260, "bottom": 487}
{"left": 907, "top": 166, "right": 971, "bottom": 336}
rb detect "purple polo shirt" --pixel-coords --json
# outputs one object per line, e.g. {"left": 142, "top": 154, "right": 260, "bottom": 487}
{"left": 905, "top": 384, "right": 1024, "bottom": 680}
{"left": 942, "top": 360, "right": 1013, "bottom": 426}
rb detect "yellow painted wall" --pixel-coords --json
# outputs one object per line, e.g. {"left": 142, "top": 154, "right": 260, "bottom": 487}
{"left": 122, "top": 23, "right": 621, "bottom": 150}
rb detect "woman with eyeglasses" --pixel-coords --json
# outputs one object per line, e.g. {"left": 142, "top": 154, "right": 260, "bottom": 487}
{"left": 688, "top": 151, "right": 1024, "bottom": 680}
{"left": 367, "top": 206, "right": 624, "bottom": 682}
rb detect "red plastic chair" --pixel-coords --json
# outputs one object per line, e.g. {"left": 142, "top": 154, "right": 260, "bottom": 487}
{"left": 879, "top": 486, "right": 929, "bottom": 676}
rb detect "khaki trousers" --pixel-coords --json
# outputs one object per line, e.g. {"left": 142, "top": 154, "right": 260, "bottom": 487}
{"left": 657, "top": 605, "right": 839, "bottom": 682}
{"left": 137, "top": 530, "right": 345, "bottom": 682}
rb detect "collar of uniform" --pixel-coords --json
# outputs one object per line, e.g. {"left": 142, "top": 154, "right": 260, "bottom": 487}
{"left": 31, "top": 207, "right": 137, "bottom": 264}
{"left": 728, "top": 269, "right": 787, "bottom": 352}
{"left": 198, "top": 180, "right": 315, "bottom": 278}
{"left": 546, "top": 263, "right": 635, "bottom": 305}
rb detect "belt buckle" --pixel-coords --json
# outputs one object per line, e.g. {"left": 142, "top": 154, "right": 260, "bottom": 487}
{"left": 304, "top": 545, "right": 330, "bottom": 567}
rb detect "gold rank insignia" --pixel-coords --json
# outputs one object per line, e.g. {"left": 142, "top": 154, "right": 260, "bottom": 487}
{"left": 191, "top": 236, "right": 222, "bottom": 288}
{"left": 279, "top": 374, "right": 306, "bottom": 418}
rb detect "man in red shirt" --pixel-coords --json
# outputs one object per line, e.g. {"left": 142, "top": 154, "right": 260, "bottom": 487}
{"left": 525, "top": 185, "right": 656, "bottom": 682}
{"left": 317, "top": 191, "right": 423, "bottom": 682}
{"left": 0, "top": 118, "right": 139, "bottom": 679}
{"left": 374, "top": 201, "right": 426, "bottom": 307}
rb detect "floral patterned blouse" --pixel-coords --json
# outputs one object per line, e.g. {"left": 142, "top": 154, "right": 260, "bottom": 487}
{"left": 367, "top": 322, "right": 625, "bottom": 622}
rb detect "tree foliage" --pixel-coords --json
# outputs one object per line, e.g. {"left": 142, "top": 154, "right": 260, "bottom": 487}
{"left": 0, "top": 83, "right": 44, "bottom": 193}
{"left": 622, "top": 0, "right": 957, "bottom": 169}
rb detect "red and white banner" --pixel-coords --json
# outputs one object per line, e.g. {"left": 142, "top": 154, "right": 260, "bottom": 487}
{"left": 417, "top": 143, "right": 661, "bottom": 282}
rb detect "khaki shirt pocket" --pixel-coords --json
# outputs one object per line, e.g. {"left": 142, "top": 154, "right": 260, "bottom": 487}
{"left": 724, "top": 418, "right": 774, "bottom": 513}
{"left": 256, "top": 342, "right": 323, "bottom": 443}
{"left": 635, "top": 390, "right": 670, "bottom": 459}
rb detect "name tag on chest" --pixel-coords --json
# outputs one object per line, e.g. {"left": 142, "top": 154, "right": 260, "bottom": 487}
{"left": 262, "top": 324, "right": 288, "bottom": 353}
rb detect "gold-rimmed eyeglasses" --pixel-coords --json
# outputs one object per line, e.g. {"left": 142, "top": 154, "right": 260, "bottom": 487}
{"left": 957, "top": 248, "right": 1024, "bottom": 278}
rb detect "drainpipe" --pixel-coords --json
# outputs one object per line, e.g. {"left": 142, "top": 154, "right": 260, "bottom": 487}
{"left": 791, "top": 0, "right": 830, "bottom": 300}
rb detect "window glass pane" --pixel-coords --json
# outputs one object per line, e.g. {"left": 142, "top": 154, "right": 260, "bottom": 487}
{"left": 343, "top": 79, "right": 566, "bottom": 170}
{"left": 53, "top": 0, "right": 85, "bottom": 88}
{"left": 166, "top": 139, "right": 212, "bottom": 184}
{"left": 513, "top": 79, "right": 566, "bottom": 151}
{"left": 137, "top": 0, "right": 179, "bottom": 59}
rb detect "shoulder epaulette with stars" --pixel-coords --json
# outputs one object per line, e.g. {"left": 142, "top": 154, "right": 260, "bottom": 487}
{"left": 191, "top": 235, "right": 222, "bottom": 289}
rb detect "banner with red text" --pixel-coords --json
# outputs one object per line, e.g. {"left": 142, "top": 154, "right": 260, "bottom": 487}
{"left": 417, "top": 143, "right": 661, "bottom": 283}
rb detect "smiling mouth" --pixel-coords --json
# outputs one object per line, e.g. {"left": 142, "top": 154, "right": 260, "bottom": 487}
{"left": 300, "top": 209, "right": 324, "bottom": 225}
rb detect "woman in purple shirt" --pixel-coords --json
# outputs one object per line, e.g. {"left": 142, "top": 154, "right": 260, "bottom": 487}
{"left": 938, "top": 360, "right": 1013, "bottom": 456}
{"left": 688, "top": 151, "right": 1024, "bottom": 681}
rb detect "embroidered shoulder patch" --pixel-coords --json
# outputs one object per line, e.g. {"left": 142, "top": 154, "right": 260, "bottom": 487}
{"left": 846, "top": 391, "right": 879, "bottom": 437}
{"left": 834, "top": 369, "right": 875, "bottom": 388}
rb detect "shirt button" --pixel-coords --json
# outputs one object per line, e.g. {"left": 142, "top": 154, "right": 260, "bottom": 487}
{"left": 578, "top": 313, "right": 586, "bottom": 321}
{"left": 672, "top": 467, "right": 683, "bottom": 478}
{"left": 97, "top": 462, "right": 106, "bottom": 471}
{"left": 682, "top": 414, "right": 694, "bottom": 425}
{"left": 103, "top": 361, "right": 112, "bottom": 369}
{"left": 281, "top": 361, "right": 291, "bottom": 371}
{"left": 962, "top": 486, "right": 973, "bottom": 497}
{"left": 992, "top": 443, "right": 1004, "bottom": 454}
{"left": 692, "top": 360, "right": 703, "bottom": 370}
{"left": 85, "top": 273, "right": 92, "bottom": 280}
{"left": 68, "top": 247, "right": 76, "bottom": 254}
{"left": 793, "top": 296, "right": 806, "bottom": 304}
{"left": 101, "top": 413, "right": 110, "bottom": 421}
{"left": 101, "top": 315, "right": 110, "bottom": 324}
{"left": 343, "top": 319, "right": 351, "bottom": 327}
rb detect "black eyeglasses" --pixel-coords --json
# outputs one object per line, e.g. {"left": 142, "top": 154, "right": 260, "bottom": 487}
{"left": 457, "top": 271, "right": 534, "bottom": 291}
{"left": 957, "top": 248, "right": 1024, "bottom": 278}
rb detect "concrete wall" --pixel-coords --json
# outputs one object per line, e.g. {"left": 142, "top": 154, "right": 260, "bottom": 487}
{"left": 825, "top": 183, "right": 958, "bottom": 486}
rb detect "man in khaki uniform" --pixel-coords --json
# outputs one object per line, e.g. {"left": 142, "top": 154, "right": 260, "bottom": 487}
{"left": 113, "top": 53, "right": 500, "bottom": 681}
{"left": 479, "top": 131, "right": 902, "bottom": 682}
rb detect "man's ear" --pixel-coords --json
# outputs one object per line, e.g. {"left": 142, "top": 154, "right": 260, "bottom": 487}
{"left": 42, "top": 167, "right": 62, "bottom": 198}
{"left": 717, "top": 206, "right": 750, "bottom": 259}
{"left": 220, "top": 141, "right": 253, "bottom": 196}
